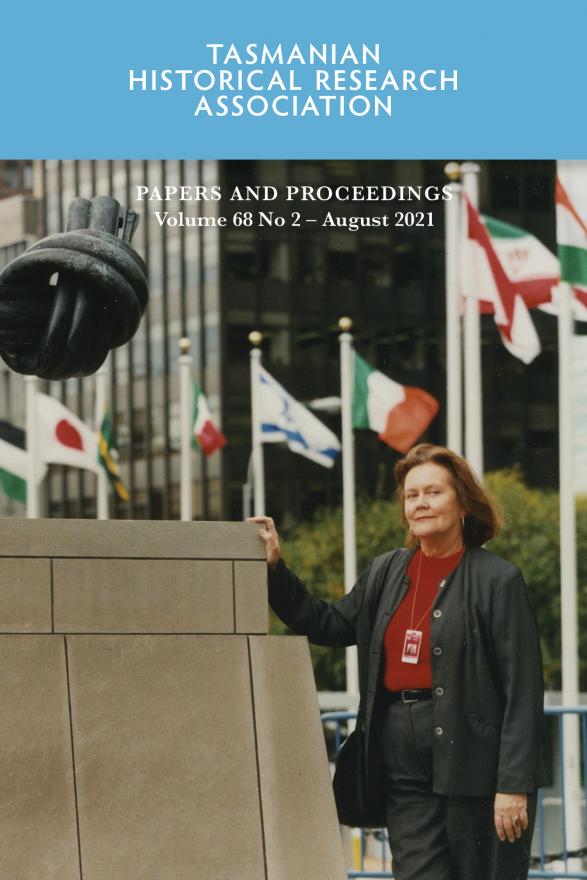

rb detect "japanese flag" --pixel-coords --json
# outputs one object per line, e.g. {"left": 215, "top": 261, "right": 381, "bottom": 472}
{"left": 36, "top": 393, "right": 101, "bottom": 473}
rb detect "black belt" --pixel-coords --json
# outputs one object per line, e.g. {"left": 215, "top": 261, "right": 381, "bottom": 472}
{"left": 386, "top": 688, "right": 433, "bottom": 704}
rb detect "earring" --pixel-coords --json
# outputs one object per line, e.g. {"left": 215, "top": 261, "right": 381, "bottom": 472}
{"left": 461, "top": 516, "right": 465, "bottom": 528}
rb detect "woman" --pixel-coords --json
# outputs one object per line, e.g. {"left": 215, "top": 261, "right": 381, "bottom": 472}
{"left": 250, "top": 443, "right": 546, "bottom": 880}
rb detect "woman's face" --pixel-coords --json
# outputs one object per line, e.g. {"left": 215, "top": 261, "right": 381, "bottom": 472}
{"left": 403, "top": 462, "right": 465, "bottom": 544}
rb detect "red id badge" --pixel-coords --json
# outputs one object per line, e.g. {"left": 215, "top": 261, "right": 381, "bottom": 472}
{"left": 401, "top": 629, "right": 422, "bottom": 664}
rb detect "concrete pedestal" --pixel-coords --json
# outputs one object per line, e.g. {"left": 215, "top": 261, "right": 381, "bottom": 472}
{"left": 0, "top": 520, "right": 346, "bottom": 880}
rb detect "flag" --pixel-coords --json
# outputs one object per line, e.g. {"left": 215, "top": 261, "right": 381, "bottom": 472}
{"left": 36, "top": 393, "right": 101, "bottom": 473}
{"left": 0, "top": 420, "right": 28, "bottom": 502}
{"left": 479, "top": 215, "right": 560, "bottom": 313}
{"left": 0, "top": 419, "right": 47, "bottom": 503}
{"left": 192, "top": 382, "right": 227, "bottom": 456}
{"left": 463, "top": 196, "right": 541, "bottom": 363}
{"left": 352, "top": 353, "right": 439, "bottom": 453}
{"left": 307, "top": 396, "right": 342, "bottom": 414}
{"left": 476, "top": 210, "right": 587, "bottom": 322}
{"left": 259, "top": 366, "right": 341, "bottom": 467}
{"left": 556, "top": 161, "right": 587, "bottom": 320}
{"left": 98, "top": 410, "right": 129, "bottom": 501}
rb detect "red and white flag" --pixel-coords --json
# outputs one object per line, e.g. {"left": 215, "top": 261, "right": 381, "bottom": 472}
{"left": 462, "top": 196, "right": 541, "bottom": 364}
{"left": 192, "top": 382, "right": 227, "bottom": 456}
{"left": 36, "top": 393, "right": 101, "bottom": 473}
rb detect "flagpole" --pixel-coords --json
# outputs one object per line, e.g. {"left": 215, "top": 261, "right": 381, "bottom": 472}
{"left": 460, "top": 162, "right": 484, "bottom": 478}
{"left": 25, "top": 375, "right": 40, "bottom": 518}
{"left": 444, "top": 163, "right": 463, "bottom": 454}
{"left": 94, "top": 365, "right": 109, "bottom": 520}
{"left": 179, "top": 337, "right": 193, "bottom": 522}
{"left": 557, "top": 280, "right": 582, "bottom": 865}
{"left": 338, "top": 317, "right": 359, "bottom": 703}
{"left": 249, "top": 331, "right": 265, "bottom": 517}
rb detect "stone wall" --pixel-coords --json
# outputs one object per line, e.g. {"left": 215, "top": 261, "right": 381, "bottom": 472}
{"left": 0, "top": 519, "right": 346, "bottom": 880}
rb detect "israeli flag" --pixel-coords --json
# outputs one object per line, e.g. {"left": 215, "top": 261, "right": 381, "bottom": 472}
{"left": 259, "top": 367, "right": 341, "bottom": 468}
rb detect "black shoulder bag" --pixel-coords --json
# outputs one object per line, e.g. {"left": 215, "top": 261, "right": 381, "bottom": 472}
{"left": 332, "top": 550, "right": 405, "bottom": 828}
{"left": 332, "top": 711, "right": 385, "bottom": 828}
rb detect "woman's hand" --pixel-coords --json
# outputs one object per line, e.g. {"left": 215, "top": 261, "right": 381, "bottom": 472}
{"left": 494, "top": 792, "right": 528, "bottom": 843}
{"left": 247, "top": 516, "right": 281, "bottom": 567}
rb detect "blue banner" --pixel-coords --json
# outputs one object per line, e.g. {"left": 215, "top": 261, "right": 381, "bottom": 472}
{"left": 1, "top": 0, "right": 584, "bottom": 158}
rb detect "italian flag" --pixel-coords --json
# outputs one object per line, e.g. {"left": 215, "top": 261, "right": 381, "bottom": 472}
{"left": 192, "top": 383, "right": 227, "bottom": 456}
{"left": 463, "top": 197, "right": 541, "bottom": 364}
{"left": 352, "top": 353, "right": 439, "bottom": 453}
{"left": 556, "top": 161, "right": 587, "bottom": 320}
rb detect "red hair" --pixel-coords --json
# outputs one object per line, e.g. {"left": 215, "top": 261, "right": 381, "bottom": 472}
{"left": 394, "top": 444, "right": 502, "bottom": 547}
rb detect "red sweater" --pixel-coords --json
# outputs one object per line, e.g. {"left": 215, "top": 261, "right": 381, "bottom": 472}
{"left": 383, "top": 547, "right": 464, "bottom": 691}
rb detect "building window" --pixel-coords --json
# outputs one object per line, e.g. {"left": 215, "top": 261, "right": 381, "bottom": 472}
{"left": 296, "top": 237, "right": 325, "bottom": 284}
{"left": 0, "top": 161, "right": 32, "bottom": 198}
{"left": 224, "top": 231, "right": 257, "bottom": 282}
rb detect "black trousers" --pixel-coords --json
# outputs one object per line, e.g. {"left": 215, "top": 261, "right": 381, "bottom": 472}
{"left": 381, "top": 699, "right": 536, "bottom": 880}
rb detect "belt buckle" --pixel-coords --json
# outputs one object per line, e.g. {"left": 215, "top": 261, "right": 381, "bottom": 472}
{"left": 401, "top": 689, "right": 418, "bottom": 704}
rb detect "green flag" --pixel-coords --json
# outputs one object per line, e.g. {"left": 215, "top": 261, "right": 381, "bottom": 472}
{"left": 0, "top": 419, "right": 27, "bottom": 503}
{"left": 98, "top": 411, "right": 129, "bottom": 502}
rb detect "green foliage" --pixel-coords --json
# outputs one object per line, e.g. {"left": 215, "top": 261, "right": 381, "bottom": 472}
{"left": 270, "top": 499, "right": 405, "bottom": 690}
{"left": 269, "top": 469, "right": 587, "bottom": 693}
{"left": 484, "top": 470, "right": 562, "bottom": 689}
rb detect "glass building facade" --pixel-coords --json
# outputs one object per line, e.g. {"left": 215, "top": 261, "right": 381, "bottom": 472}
{"left": 0, "top": 160, "right": 573, "bottom": 522}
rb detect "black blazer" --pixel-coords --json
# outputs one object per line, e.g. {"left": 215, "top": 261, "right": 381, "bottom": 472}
{"left": 268, "top": 546, "right": 547, "bottom": 796}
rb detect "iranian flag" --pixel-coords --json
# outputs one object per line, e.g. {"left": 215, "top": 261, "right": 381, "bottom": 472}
{"left": 36, "top": 393, "right": 101, "bottom": 473}
{"left": 479, "top": 215, "right": 559, "bottom": 314}
{"left": 352, "top": 353, "right": 439, "bottom": 453}
{"left": 192, "top": 383, "right": 227, "bottom": 456}
{"left": 470, "top": 206, "right": 587, "bottom": 322}
{"left": 556, "top": 161, "right": 587, "bottom": 320}
{"left": 463, "top": 196, "right": 541, "bottom": 363}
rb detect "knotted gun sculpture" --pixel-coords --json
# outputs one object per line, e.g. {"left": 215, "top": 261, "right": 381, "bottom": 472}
{"left": 0, "top": 196, "right": 148, "bottom": 380}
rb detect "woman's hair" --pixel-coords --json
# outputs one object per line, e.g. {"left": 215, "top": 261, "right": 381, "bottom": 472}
{"left": 394, "top": 443, "right": 503, "bottom": 547}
